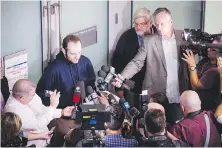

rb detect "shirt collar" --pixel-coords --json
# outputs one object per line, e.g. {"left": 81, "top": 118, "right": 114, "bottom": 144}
{"left": 162, "top": 32, "right": 175, "bottom": 41}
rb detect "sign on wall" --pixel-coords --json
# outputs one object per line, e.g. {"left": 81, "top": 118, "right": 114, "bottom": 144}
{"left": 3, "top": 49, "right": 28, "bottom": 91}
{"left": 72, "top": 26, "right": 97, "bottom": 48}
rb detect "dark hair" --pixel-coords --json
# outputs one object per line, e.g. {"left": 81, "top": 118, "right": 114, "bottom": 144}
{"left": 1, "top": 112, "right": 22, "bottom": 145}
{"left": 149, "top": 92, "right": 170, "bottom": 109}
{"left": 62, "top": 35, "right": 81, "bottom": 51}
{"left": 144, "top": 109, "right": 166, "bottom": 134}
{"left": 106, "top": 104, "right": 125, "bottom": 130}
{"left": 153, "top": 8, "right": 171, "bottom": 18}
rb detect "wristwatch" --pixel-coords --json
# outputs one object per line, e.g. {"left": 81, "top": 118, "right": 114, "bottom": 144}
{"left": 190, "top": 66, "right": 196, "bottom": 71}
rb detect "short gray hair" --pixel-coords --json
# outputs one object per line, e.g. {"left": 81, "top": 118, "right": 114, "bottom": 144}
{"left": 133, "top": 7, "right": 152, "bottom": 22}
{"left": 153, "top": 7, "right": 172, "bottom": 21}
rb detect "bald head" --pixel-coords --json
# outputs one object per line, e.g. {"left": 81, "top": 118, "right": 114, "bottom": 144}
{"left": 12, "top": 79, "right": 36, "bottom": 99}
{"left": 148, "top": 102, "right": 165, "bottom": 113}
{"left": 180, "top": 90, "right": 201, "bottom": 114}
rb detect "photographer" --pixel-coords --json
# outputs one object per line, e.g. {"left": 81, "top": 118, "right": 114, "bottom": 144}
{"left": 148, "top": 92, "right": 183, "bottom": 127}
{"left": 1, "top": 112, "right": 51, "bottom": 147}
{"left": 141, "top": 109, "right": 189, "bottom": 147}
{"left": 182, "top": 39, "right": 222, "bottom": 110}
{"left": 215, "top": 57, "right": 222, "bottom": 124}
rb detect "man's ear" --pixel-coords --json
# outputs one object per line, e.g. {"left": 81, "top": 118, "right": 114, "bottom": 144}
{"left": 19, "top": 96, "right": 26, "bottom": 103}
{"left": 62, "top": 48, "right": 66, "bottom": 55}
{"left": 181, "top": 104, "right": 185, "bottom": 114}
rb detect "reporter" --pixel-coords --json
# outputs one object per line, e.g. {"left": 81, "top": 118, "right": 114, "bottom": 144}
{"left": 4, "top": 79, "right": 74, "bottom": 146}
{"left": 148, "top": 92, "right": 183, "bottom": 125}
{"left": 215, "top": 103, "right": 222, "bottom": 124}
{"left": 1, "top": 112, "right": 52, "bottom": 147}
{"left": 217, "top": 57, "right": 222, "bottom": 91}
{"left": 216, "top": 57, "right": 222, "bottom": 124}
{"left": 182, "top": 39, "right": 222, "bottom": 110}
{"left": 141, "top": 109, "right": 189, "bottom": 147}
{"left": 103, "top": 104, "right": 138, "bottom": 147}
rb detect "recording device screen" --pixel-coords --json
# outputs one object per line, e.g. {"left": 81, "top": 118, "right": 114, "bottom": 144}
{"left": 76, "top": 111, "right": 111, "bottom": 130}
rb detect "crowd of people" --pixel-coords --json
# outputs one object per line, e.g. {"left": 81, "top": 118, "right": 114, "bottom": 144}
{"left": 1, "top": 7, "right": 222, "bottom": 147}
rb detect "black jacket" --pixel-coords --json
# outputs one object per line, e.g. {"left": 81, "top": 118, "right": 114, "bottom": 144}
{"left": 36, "top": 52, "right": 96, "bottom": 108}
{"left": 1, "top": 76, "right": 10, "bottom": 102}
{"left": 140, "top": 135, "right": 189, "bottom": 147}
{"left": 112, "top": 26, "right": 156, "bottom": 94}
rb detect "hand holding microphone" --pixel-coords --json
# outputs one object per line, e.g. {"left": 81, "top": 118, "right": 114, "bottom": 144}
{"left": 111, "top": 74, "right": 124, "bottom": 88}
{"left": 97, "top": 65, "right": 135, "bottom": 90}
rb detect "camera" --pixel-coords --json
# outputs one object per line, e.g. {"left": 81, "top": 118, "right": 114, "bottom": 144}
{"left": 74, "top": 104, "right": 111, "bottom": 147}
{"left": 181, "top": 29, "right": 222, "bottom": 57}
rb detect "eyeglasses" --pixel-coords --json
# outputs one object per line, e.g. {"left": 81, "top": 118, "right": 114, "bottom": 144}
{"left": 134, "top": 21, "right": 148, "bottom": 27}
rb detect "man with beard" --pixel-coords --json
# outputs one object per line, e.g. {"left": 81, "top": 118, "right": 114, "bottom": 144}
{"left": 112, "top": 7, "right": 156, "bottom": 109}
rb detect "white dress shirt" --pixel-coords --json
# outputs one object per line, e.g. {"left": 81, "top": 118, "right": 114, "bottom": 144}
{"left": 162, "top": 34, "right": 180, "bottom": 103}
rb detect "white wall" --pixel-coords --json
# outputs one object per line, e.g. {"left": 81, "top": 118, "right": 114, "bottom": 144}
{"left": 204, "top": 0, "right": 222, "bottom": 34}
{"left": 1, "top": 1, "right": 42, "bottom": 83}
{"left": 61, "top": 1, "right": 108, "bottom": 72}
{"left": 133, "top": 1, "right": 202, "bottom": 30}
{"left": 108, "top": 1, "right": 131, "bottom": 63}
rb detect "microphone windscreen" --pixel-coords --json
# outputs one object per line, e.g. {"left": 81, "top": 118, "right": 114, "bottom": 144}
{"left": 129, "top": 107, "right": 140, "bottom": 117}
{"left": 97, "top": 70, "right": 107, "bottom": 78}
{"left": 86, "top": 86, "right": 94, "bottom": 94}
{"left": 101, "top": 65, "right": 110, "bottom": 73}
{"left": 119, "top": 98, "right": 126, "bottom": 105}
{"left": 78, "top": 81, "right": 86, "bottom": 100}
{"left": 107, "top": 94, "right": 117, "bottom": 104}
{"left": 73, "top": 94, "right": 80, "bottom": 104}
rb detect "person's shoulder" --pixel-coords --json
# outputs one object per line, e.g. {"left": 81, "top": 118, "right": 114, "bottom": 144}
{"left": 172, "top": 139, "right": 190, "bottom": 147}
{"left": 202, "top": 66, "right": 219, "bottom": 77}
{"left": 172, "top": 117, "right": 193, "bottom": 129}
{"left": 117, "top": 28, "right": 137, "bottom": 41}
{"left": 143, "top": 33, "right": 159, "bottom": 43}
{"left": 123, "top": 136, "right": 138, "bottom": 145}
{"left": 44, "top": 59, "right": 67, "bottom": 73}
{"left": 4, "top": 96, "right": 22, "bottom": 113}
{"left": 122, "top": 28, "right": 136, "bottom": 36}
{"left": 207, "top": 67, "right": 219, "bottom": 73}
{"left": 79, "top": 55, "right": 92, "bottom": 64}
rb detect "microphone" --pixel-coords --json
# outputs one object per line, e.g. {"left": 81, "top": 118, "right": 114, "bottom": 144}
{"left": 98, "top": 70, "right": 113, "bottom": 84}
{"left": 78, "top": 81, "right": 86, "bottom": 104}
{"left": 119, "top": 98, "right": 130, "bottom": 110}
{"left": 119, "top": 98, "right": 140, "bottom": 118}
{"left": 98, "top": 66, "right": 135, "bottom": 90}
{"left": 107, "top": 94, "right": 118, "bottom": 105}
{"left": 129, "top": 107, "right": 140, "bottom": 118}
{"left": 119, "top": 98, "right": 132, "bottom": 120}
{"left": 71, "top": 82, "right": 82, "bottom": 119}
{"left": 101, "top": 65, "right": 110, "bottom": 73}
{"left": 86, "top": 86, "right": 100, "bottom": 104}
{"left": 73, "top": 81, "right": 85, "bottom": 105}
{"left": 101, "top": 65, "right": 135, "bottom": 89}
{"left": 73, "top": 94, "right": 80, "bottom": 105}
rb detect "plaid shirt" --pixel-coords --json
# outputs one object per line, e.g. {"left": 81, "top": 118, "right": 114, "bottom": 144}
{"left": 103, "top": 134, "right": 138, "bottom": 147}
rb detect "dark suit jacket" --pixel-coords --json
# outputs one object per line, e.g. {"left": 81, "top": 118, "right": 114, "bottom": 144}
{"left": 121, "top": 30, "right": 189, "bottom": 96}
{"left": 112, "top": 26, "right": 156, "bottom": 94}
{"left": 1, "top": 76, "right": 10, "bottom": 102}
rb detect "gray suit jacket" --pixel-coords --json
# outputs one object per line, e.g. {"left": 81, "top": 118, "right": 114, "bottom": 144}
{"left": 121, "top": 30, "right": 189, "bottom": 96}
